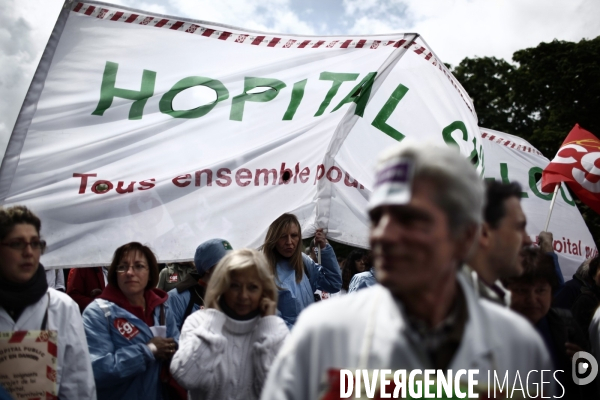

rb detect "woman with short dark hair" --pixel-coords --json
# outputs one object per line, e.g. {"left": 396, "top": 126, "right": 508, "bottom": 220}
{"left": 341, "top": 249, "right": 366, "bottom": 292}
{"left": 104, "top": 242, "right": 161, "bottom": 288}
{"left": 0, "top": 205, "right": 96, "bottom": 399}
{"left": 82, "top": 242, "right": 180, "bottom": 400}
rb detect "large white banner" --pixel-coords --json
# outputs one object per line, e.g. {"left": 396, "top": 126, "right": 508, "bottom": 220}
{"left": 1, "top": 1, "right": 483, "bottom": 267}
{"left": 480, "top": 128, "right": 597, "bottom": 280}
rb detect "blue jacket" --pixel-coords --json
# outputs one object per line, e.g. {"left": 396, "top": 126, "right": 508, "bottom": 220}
{"left": 348, "top": 268, "right": 377, "bottom": 293}
{"left": 276, "top": 244, "right": 341, "bottom": 328}
{"left": 82, "top": 298, "right": 180, "bottom": 400}
{"left": 167, "top": 288, "right": 203, "bottom": 330}
{"left": 0, "top": 385, "right": 11, "bottom": 400}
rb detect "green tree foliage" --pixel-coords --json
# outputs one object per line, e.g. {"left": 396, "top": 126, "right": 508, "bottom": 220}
{"left": 451, "top": 36, "right": 600, "bottom": 250}
{"left": 511, "top": 37, "right": 600, "bottom": 156}
{"left": 452, "top": 57, "right": 516, "bottom": 134}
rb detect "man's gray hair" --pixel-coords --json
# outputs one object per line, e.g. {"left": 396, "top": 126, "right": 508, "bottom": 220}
{"left": 375, "top": 142, "right": 484, "bottom": 235}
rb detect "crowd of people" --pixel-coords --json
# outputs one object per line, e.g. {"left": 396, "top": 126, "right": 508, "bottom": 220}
{"left": 1, "top": 142, "right": 600, "bottom": 399}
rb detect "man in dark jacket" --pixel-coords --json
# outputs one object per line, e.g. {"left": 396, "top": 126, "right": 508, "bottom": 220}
{"left": 570, "top": 257, "right": 600, "bottom": 334}
{"left": 553, "top": 257, "right": 594, "bottom": 310}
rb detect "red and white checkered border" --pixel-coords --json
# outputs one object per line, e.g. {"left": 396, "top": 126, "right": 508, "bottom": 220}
{"left": 71, "top": 2, "right": 474, "bottom": 115}
{"left": 73, "top": 4, "right": 436, "bottom": 59}
{"left": 481, "top": 131, "right": 543, "bottom": 156}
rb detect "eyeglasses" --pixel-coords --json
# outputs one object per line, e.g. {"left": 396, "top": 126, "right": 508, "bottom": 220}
{"left": 1, "top": 240, "right": 46, "bottom": 252}
{"left": 116, "top": 264, "right": 149, "bottom": 274}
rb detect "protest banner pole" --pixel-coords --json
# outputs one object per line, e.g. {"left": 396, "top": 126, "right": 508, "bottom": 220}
{"left": 317, "top": 239, "right": 322, "bottom": 265}
{"left": 544, "top": 183, "right": 561, "bottom": 232}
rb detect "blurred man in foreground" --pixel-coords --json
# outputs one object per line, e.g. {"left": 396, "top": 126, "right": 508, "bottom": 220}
{"left": 261, "top": 142, "right": 552, "bottom": 400}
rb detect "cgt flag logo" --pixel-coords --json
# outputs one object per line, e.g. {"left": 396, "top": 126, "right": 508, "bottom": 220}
{"left": 542, "top": 124, "right": 600, "bottom": 214}
{"left": 572, "top": 351, "right": 598, "bottom": 385}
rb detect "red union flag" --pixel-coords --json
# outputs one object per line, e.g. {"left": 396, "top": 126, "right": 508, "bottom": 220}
{"left": 542, "top": 124, "right": 600, "bottom": 213}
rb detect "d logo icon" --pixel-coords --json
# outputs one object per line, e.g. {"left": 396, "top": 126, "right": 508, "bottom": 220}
{"left": 572, "top": 351, "right": 598, "bottom": 385}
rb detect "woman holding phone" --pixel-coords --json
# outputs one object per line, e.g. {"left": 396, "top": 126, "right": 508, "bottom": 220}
{"left": 170, "top": 248, "right": 288, "bottom": 400}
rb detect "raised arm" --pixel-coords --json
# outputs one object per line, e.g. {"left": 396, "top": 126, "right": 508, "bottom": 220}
{"left": 303, "top": 247, "right": 342, "bottom": 294}
{"left": 538, "top": 231, "right": 565, "bottom": 288}
{"left": 170, "top": 309, "right": 228, "bottom": 392}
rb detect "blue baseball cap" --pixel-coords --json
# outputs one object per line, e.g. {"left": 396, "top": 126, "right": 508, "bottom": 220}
{"left": 194, "top": 239, "right": 233, "bottom": 274}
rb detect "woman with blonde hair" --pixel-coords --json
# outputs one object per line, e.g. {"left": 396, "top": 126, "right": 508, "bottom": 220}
{"left": 262, "top": 213, "right": 341, "bottom": 328}
{"left": 170, "top": 248, "right": 288, "bottom": 400}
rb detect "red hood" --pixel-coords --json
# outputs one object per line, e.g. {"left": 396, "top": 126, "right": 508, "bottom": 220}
{"left": 100, "top": 284, "right": 168, "bottom": 327}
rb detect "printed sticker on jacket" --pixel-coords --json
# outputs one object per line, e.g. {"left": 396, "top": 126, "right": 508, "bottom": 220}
{"left": 168, "top": 273, "right": 178, "bottom": 283}
{"left": 114, "top": 318, "right": 140, "bottom": 340}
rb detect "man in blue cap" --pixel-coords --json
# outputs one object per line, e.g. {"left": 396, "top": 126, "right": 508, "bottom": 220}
{"left": 166, "top": 238, "right": 233, "bottom": 330}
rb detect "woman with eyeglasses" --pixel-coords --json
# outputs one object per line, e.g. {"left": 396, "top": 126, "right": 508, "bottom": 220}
{"left": 82, "top": 242, "right": 181, "bottom": 400}
{"left": 0, "top": 206, "right": 96, "bottom": 399}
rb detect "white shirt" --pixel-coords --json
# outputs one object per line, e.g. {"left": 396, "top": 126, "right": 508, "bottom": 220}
{"left": 0, "top": 288, "right": 96, "bottom": 399}
{"left": 45, "top": 268, "right": 65, "bottom": 291}
{"left": 261, "top": 273, "right": 553, "bottom": 400}
{"left": 171, "top": 309, "right": 288, "bottom": 400}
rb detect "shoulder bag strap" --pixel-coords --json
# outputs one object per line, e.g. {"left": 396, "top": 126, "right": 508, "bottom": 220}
{"left": 159, "top": 304, "right": 165, "bottom": 326}
{"left": 96, "top": 298, "right": 112, "bottom": 321}
{"left": 40, "top": 292, "right": 51, "bottom": 331}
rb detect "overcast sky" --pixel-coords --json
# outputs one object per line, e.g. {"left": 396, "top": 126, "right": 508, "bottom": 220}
{"left": 1, "top": 0, "right": 599, "bottom": 157}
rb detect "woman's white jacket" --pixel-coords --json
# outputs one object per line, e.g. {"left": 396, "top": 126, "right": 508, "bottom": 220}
{"left": 0, "top": 288, "right": 96, "bottom": 399}
{"left": 171, "top": 308, "right": 288, "bottom": 400}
